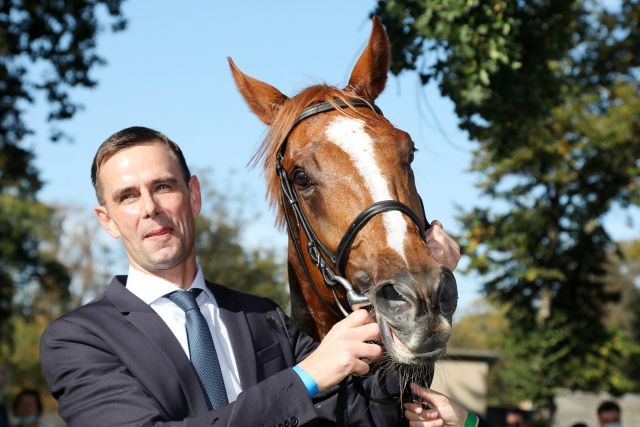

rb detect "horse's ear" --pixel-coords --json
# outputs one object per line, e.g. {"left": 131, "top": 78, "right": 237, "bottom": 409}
{"left": 228, "top": 57, "right": 288, "bottom": 125}
{"left": 345, "top": 16, "right": 391, "bottom": 101}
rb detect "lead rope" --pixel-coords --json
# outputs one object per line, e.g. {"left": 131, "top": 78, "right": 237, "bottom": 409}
{"left": 337, "top": 379, "right": 349, "bottom": 426}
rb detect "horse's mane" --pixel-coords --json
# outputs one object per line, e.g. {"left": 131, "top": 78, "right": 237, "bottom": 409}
{"left": 250, "top": 84, "right": 372, "bottom": 229}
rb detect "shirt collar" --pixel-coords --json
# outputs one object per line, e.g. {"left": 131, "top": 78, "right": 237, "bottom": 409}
{"left": 127, "top": 263, "right": 215, "bottom": 305}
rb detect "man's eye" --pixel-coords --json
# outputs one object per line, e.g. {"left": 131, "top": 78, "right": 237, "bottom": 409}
{"left": 120, "top": 193, "right": 136, "bottom": 202}
{"left": 157, "top": 183, "right": 171, "bottom": 191}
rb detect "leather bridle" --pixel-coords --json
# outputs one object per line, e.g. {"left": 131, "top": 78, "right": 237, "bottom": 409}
{"left": 276, "top": 98, "right": 433, "bottom": 423}
{"left": 276, "top": 97, "right": 430, "bottom": 318}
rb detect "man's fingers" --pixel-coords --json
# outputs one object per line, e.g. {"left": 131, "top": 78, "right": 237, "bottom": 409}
{"left": 423, "top": 219, "right": 461, "bottom": 272}
{"left": 351, "top": 357, "right": 373, "bottom": 376}
{"left": 404, "top": 408, "right": 443, "bottom": 425}
{"left": 404, "top": 403, "right": 439, "bottom": 419}
{"left": 409, "top": 383, "right": 450, "bottom": 407}
{"left": 350, "top": 322, "right": 381, "bottom": 342}
{"left": 410, "top": 383, "right": 433, "bottom": 400}
{"left": 339, "top": 309, "right": 375, "bottom": 327}
{"left": 354, "top": 341, "right": 383, "bottom": 363}
{"left": 403, "top": 402, "right": 423, "bottom": 414}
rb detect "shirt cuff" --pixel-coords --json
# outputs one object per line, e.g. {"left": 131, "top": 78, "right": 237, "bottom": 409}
{"left": 292, "top": 365, "right": 318, "bottom": 397}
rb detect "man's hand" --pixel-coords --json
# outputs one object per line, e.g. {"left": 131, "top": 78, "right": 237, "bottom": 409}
{"left": 297, "top": 309, "right": 382, "bottom": 392}
{"left": 426, "top": 220, "right": 461, "bottom": 272}
{"left": 403, "top": 384, "right": 468, "bottom": 427}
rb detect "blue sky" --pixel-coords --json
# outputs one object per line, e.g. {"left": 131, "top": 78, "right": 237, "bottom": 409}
{"left": 26, "top": 1, "right": 639, "bottom": 313}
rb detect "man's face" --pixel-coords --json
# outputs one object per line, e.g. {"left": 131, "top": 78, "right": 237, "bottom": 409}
{"left": 506, "top": 413, "right": 527, "bottom": 427}
{"left": 599, "top": 409, "right": 621, "bottom": 427}
{"left": 15, "top": 394, "right": 38, "bottom": 418}
{"left": 95, "top": 143, "right": 201, "bottom": 274}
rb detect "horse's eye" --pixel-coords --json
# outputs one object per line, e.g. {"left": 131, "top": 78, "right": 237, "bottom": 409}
{"left": 292, "top": 168, "right": 312, "bottom": 189}
{"left": 409, "top": 146, "right": 417, "bottom": 163}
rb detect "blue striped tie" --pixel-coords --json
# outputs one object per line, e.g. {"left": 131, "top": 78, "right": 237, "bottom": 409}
{"left": 166, "top": 289, "right": 228, "bottom": 409}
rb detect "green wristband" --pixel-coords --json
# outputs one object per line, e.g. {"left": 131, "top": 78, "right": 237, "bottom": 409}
{"left": 464, "top": 411, "right": 478, "bottom": 427}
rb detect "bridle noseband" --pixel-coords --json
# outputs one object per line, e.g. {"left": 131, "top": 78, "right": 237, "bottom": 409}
{"left": 277, "top": 98, "right": 430, "bottom": 318}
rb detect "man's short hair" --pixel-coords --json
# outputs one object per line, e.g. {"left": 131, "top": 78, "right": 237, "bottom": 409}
{"left": 507, "top": 408, "right": 527, "bottom": 418}
{"left": 91, "top": 126, "right": 191, "bottom": 204}
{"left": 597, "top": 400, "right": 620, "bottom": 415}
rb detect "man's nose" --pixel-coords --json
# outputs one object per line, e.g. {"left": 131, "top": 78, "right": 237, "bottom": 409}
{"left": 141, "top": 192, "right": 160, "bottom": 217}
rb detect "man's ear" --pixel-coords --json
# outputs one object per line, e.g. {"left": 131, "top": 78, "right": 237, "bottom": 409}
{"left": 95, "top": 205, "right": 121, "bottom": 239}
{"left": 188, "top": 176, "right": 202, "bottom": 216}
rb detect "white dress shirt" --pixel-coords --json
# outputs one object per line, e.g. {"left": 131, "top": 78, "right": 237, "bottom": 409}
{"left": 126, "top": 264, "right": 242, "bottom": 402}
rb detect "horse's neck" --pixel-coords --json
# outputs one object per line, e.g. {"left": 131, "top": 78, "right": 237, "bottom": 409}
{"left": 287, "top": 257, "right": 336, "bottom": 341}
{"left": 287, "top": 262, "right": 320, "bottom": 340}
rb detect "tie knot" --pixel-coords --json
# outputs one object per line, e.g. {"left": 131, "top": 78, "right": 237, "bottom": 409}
{"left": 166, "top": 288, "right": 203, "bottom": 312}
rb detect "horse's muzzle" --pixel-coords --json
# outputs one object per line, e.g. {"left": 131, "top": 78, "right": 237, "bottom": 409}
{"left": 370, "top": 268, "right": 458, "bottom": 364}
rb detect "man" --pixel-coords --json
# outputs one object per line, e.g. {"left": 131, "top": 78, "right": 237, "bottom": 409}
{"left": 40, "top": 126, "right": 464, "bottom": 426}
{"left": 597, "top": 400, "right": 622, "bottom": 427}
{"left": 11, "top": 389, "right": 52, "bottom": 427}
{"left": 504, "top": 408, "right": 529, "bottom": 427}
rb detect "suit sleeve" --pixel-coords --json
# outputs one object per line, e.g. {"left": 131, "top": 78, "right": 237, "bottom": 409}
{"left": 41, "top": 315, "right": 321, "bottom": 427}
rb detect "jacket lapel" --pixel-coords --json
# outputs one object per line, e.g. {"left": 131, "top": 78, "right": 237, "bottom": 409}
{"left": 105, "top": 276, "right": 209, "bottom": 414}
{"left": 207, "top": 282, "right": 258, "bottom": 389}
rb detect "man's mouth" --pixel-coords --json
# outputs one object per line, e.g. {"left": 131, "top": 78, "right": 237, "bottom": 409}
{"left": 144, "top": 227, "right": 172, "bottom": 239}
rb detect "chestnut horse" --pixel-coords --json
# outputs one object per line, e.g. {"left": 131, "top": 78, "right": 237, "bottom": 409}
{"left": 229, "top": 18, "right": 457, "bottom": 378}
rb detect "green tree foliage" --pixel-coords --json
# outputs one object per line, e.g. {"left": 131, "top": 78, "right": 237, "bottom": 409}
{"left": 0, "top": 0, "right": 126, "bottom": 341}
{"left": 193, "top": 172, "right": 288, "bottom": 308}
{"left": 603, "top": 240, "right": 640, "bottom": 334}
{"left": 373, "top": 0, "right": 640, "bottom": 404}
{"left": 449, "top": 298, "right": 508, "bottom": 351}
{"left": 602, "top": 240, "right": 640, "bottom": 385}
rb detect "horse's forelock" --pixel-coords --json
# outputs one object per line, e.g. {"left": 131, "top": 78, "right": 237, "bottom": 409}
{"left": 251, "top": 85, "right": 372, "bottom": 229}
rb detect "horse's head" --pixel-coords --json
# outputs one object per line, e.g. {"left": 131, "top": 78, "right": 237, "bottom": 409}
{"left": 229, "top": 17, "right": 457, "bottom": 366}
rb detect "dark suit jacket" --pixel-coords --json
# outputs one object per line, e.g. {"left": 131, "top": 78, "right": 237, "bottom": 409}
{"left": 40, "top": 276, "right": 402, "bottom": 426}
{"left": 0, "top": 405, "right": 8, "bottom": 427}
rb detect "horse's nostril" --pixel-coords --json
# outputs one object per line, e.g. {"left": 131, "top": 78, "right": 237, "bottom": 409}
{"left": 377, "top": 284, "right": 412, "bottom": 317}
{"left": 380, "top": 284, "right": 405, "bottom": 301}
{"left": 438, "top": 269, "right": 458, "bottom": 314}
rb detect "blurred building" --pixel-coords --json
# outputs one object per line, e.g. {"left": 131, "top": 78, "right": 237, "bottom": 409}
{"left": 432, "top": 348, "right": 500, "bottom": 417}
{"left": 552, "top": 389, "right": 640, "bottom": 426}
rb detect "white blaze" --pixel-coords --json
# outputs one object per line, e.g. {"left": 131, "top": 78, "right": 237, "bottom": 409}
{"left": 325, "top": 115, "right": 408, "bottom": 264}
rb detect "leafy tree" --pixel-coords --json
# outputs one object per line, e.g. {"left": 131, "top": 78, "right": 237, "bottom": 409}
{"left": 449, "top": 298, "right": 508, "bottom": 351}
{"left": 373, "top": 0, "right": 640, "bottom": 404}
{"left": 0, "top": 0, "right": 126, "bottom": 342}
{"left": 195, "top": 172, "right": 288, "bottom": 307}
{"left": 602, "top": 240, "right": 640, "bottom": 385}
{"left": 51, "top": 205, "right": 123, "bottom": 308}
{"left": 603, "top": 240, "right": 640, "bottom": 333}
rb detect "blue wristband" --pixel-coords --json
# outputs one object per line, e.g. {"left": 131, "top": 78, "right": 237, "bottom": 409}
{"left": 292, "top": 365, "right": 319, "bottom": 397}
